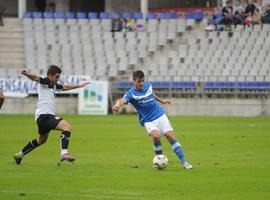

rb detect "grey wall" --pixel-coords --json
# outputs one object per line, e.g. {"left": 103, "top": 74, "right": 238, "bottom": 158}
{"left": 1, "top": 96, "right": 270, "bottom": 117}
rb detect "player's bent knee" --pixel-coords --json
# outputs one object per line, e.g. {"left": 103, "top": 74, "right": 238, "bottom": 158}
{"left": 165, "top": 132, "right": 176, "bottom": 142}
{"left": 151, "top": 132, "right": 161, "bottom": 141}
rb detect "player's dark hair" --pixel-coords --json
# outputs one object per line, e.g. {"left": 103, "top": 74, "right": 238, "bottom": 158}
{"left": 133, "top": 70, "right": 144, "bottom": 80}
{"left": 47, "top": 65, "right": 62, "bottom": 76}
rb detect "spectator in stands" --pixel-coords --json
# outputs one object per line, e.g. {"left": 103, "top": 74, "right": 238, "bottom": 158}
{"left": 262, "top": 4, "right": 270, "bottom": 23}
{"left": 254, "top": 0, "right": 263, "bottom": 13}
{"left": 245, "top": 0, "right": 256, "bottom": 16}
{"left": 206, "top": 7, "right": 224, "bottom": 31}
{"left": 35, "top": 0, "right": 47, "bottom": 12}
{"left": 233, "top": 0, "right": 244, "bottom": 14}
{"left": 111, "top": 15, "right": 123, "bottom": 32}
{"left": 222, "top": 1, "right": 233, "bottom": 14}
{"left": 0, "top": 5, "right": 5, "bottom": 26}
{"left": 123, "top": 17, "right": 135, "bottom": 32}
{"left": 0, "top": 90, "right": 4, "bottom": 109}
{"left": 221, "top": 7, "right": 235, "bottom": 25}
{"left": 244, "top": 11, "right": 254, "bottom": 25}
{"left": 253, "top": 8, "right": 262, "bottom": 23}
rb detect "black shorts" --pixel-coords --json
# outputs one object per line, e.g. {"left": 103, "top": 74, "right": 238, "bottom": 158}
{"left": 36, "top": 114, "right": 63, "bottom": 135}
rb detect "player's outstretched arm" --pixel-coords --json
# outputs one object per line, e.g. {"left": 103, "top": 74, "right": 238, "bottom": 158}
{"left": 112, "top": 98, "right": 127, "bottom": 112}
{"left": 63, "top": 82, "right": 91, "bottom": 91}
{"left": 21, "top": 69, "right": 40, "bottom": 81}
{"left": 154, "top": 94, "right": 171, "bottom": 105}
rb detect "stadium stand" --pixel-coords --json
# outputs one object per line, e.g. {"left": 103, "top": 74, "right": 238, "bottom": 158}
{"left": 0, "top": 11, "right": 269, "bottom": 96}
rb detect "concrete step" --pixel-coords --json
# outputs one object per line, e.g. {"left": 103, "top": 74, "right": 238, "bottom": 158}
{"left": 0, "top": 57, "right": 24, "bottom": 65}
{"left": 0, "top": 52, "right": 25, "bottom": 58}
{"left": 2, "top": 18, "right": 21, "bottom": 26}
{"left": 0, "top": 31, "right": 24, "bottom": 38}
{"left": 0, "top": 63, "right": 24, "bottom": 69}
{"left": 0, "top": 44, "right": 24, "bottom": 51}
{"left": 0, "top": 38, "right": 24, "bottom": 45}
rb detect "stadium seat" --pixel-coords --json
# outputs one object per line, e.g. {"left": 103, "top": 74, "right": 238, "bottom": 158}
{"left": 151, "top": 81, "right": 170, "bottom": 89}
{"left": 23, "top": 12, "right": 32, "bottom": 18}
{"left": 88, "top": 12, "right": 98, "bottom": 19}
{"left": 54, "top": 12, "right": 64, "bottom": 18}
{"left": 157, "top": 12, "right": 167, "bottom": 20}
{"left": 168, "top": 12, "right": 177, "bottom": 19}
{"left": 146, "top": 12, "right": 155, "bottom": 20}
{"left": 33, "top": 12, "right": 43, "bottom": 18}
{"left": 172, "top": 82, "right": 196, "bottom": 89}
{"left": 76, "top": 12, "right": 87, "bottom": 19}
{"left": 122, "top": 12, "right": 133, "bottom": 19}
{"left": 117, "top": 81, "right": 133, "bottom": 89}
{"left": 99, "top": 12, "right": 109, "bottom": 19}
{"left": 65, "top": 12, "right": 75, "bottom": 19}
{"left": 193, "top": 11, "right": 204, "bottom": 22}
{"left": 134, "top": 12, "right": 143, "bottom": 19}
{"left": 43, "top": 12, "right": 53, "bottom": 18}
{"left": 111, "top": 12, "right": 119, "bottom": 19}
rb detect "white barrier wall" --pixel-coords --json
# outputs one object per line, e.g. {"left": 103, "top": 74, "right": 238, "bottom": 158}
{"left": 1, "top": 97, "right": 270, "bottom": 116}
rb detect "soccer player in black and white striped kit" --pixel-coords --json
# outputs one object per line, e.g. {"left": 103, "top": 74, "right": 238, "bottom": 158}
{"left": 14, "top": 65, "right": 90, "bottom": 164}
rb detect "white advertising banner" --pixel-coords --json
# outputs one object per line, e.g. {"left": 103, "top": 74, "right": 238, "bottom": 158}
{"left": 78, "top": 81, "right": 108, "bottom": 115}
{"left": 0, "top": 75, "right": 90, "bottom": 97}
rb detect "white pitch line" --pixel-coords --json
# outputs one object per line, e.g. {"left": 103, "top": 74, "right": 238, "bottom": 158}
{"left": 0, "top": 190, "right": 144, "bottom": 200}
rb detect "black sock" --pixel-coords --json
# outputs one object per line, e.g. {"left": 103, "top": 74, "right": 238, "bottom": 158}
{"left": 0, "top": 97, "right": 4, "bottom": 109}
{"left": 60, "top": 131, "right": 71, "bottom": 150}
{"left": 21, "top": 139, "right": 39, "bottom": 156}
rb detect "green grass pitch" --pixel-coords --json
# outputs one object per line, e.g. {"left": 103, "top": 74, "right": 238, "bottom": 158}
{"left": 0, "top": 114, "right": 269, "bottom": 200}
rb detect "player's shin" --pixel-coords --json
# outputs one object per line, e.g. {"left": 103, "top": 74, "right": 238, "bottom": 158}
{"left": 20, "top": 139, "right": 40, "bottom": 158}
{"left": 170, "top": 140, "right": 186, "bottom": 164}
{"left": 60, "top": 131, "right": 71, "bottom": 155}
{"left": 153, "top": 140, "right": 163, "bottom": 155}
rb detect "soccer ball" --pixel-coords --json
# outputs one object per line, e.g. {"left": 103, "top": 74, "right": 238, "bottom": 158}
{"left": 153, "top": 154, "right": 168, "bottom": 169}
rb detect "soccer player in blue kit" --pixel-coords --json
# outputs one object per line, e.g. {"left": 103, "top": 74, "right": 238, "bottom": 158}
{"left": 113, "top": 70, "right": 192, "bottom": 169}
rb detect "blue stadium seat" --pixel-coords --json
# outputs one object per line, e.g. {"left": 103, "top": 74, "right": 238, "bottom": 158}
{"left": 146, "top": 12, "right": 155, "bottom": 20}
{"left": 169, "top": 12, "right": 177, "bottom": 19}
{"left": 88, "top": 12, "right": 98, "bottom": 19}
{"left": 43, "top": 12, "right": 53, "bottom": 18}
{"left": 193, "top": 11, "right": 204, "bottom": 21}
{"left": 33, "top": 12, "right": 42, "bottom": 18}
{"left": 186, "top": 12, "right": 194, "bottom": 19}
{"left": 23, "top": 12, "right": 32, "bottom": 18}
{"left": 157, "top": 12, "right": 167, "bottom": 20}
{"left": 76, "top": 12, "right": 87, "bottom": 19}
{"left": 172, "top": 82, "right": 196, "bottom": 89}
{"left": 54, "top": 12, "right": 64, "bottom": 18}
{"left": 238, "top": 82, "right": 270, "bottom": 90}
{"left": 204, "top": 82, "right": 215, "bottom": 89}
{"left": 65, "top": 12, "right": 75, "bottom": 19}
{"left": 151, "top": 81, "right": 170, "bottom": 89}
{"left": 117, "top": 81, "right": 133, "bottom": 89}
{"left": 134, "top": 12, "right": 143, "bottom": 19}
{"left": 111, "top": 12, "right": 119, "bottom": 19}
{"left": 122, "top": 12, "right": 133, "bottom": 19}
{"left": 204, "top": 82, "right": 237, "bottom": 90}
{"left": 99, "top": 12, "right": 109, "bottom": 19}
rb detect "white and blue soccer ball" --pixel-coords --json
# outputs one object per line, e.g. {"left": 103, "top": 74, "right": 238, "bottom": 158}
{"left": 153, "top": 154, "right": 168, "bottom": 169}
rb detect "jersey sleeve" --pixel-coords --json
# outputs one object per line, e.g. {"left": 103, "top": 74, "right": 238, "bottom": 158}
{"left": 39, "top": 77, "right": 51, "bottom": 85}
{"left": 123, "top": 90, "right": 132, "bottom": 103}
{"left": 56, "top": 83, "right": 64, "bottom": 90}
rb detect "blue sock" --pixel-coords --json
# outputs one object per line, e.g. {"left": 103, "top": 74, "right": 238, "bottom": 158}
{"left": 153, "top": 140, "right": 163, "bottom": 155}
{"left": 170, "top": 140, "right": 186, "bottom": 164}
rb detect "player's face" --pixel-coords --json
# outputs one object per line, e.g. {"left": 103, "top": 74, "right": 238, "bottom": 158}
{"left": 49, "top": 73, "right": 61, "bottom": 84}
{"left": 134, "top": 77, "right": 145, "bottom": 90}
